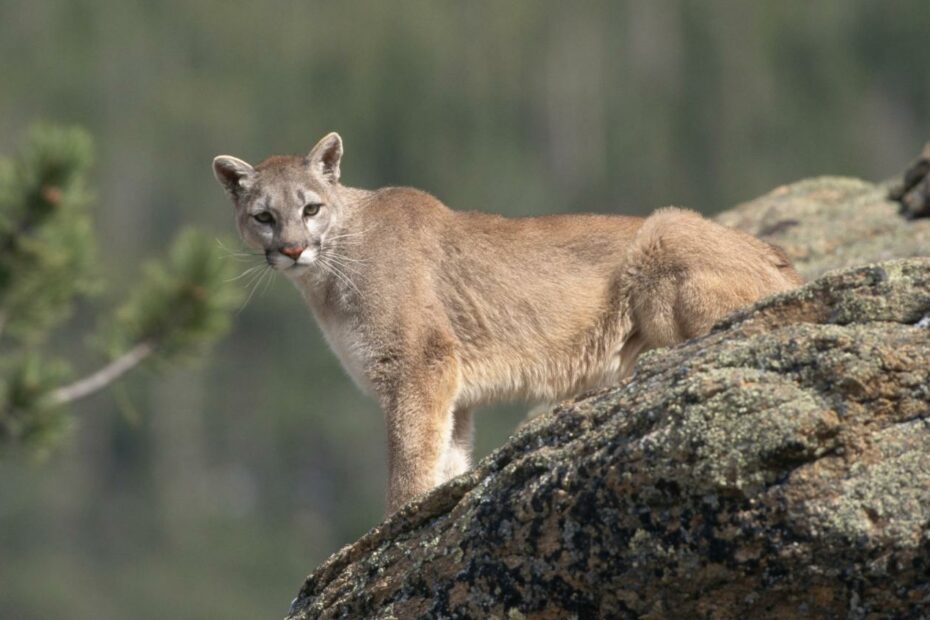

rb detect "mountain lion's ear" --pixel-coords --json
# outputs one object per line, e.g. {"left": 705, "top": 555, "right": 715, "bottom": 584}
{"left": 212, "top": 156, "right": 255, "bottom": 197}
{"left": 307, "top": 132, "right": 343, "bottom": 184}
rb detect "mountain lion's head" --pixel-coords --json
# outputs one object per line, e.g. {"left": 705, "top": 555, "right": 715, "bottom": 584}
{"left": 212, "top": 132, "right": 346, "bottom": 273}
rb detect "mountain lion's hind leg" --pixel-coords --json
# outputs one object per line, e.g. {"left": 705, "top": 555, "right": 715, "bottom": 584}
{"left": 617, "top": 330, "right": 648, "bottom": 379}
{"left": 441, "top": 407, "right": 473, "bottom": 482}
{"left": 624, "top": 207, "right": 802, "bottom": 351}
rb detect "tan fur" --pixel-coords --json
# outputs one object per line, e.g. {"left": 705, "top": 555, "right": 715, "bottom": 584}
{"left": 213, "top": 133, "right": 803, "bottom": 514}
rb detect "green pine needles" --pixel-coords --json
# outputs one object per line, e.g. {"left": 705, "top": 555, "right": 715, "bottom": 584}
{"left": 0, "top": 125, "right": 242, "bottom": 455}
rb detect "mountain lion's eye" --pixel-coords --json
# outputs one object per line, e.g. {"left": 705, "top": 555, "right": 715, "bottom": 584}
{"left": 253, "top": 212, "right": 274, "bottom": 224}
{"left": 303, "top": 203, "right": 322, "bottom": 217}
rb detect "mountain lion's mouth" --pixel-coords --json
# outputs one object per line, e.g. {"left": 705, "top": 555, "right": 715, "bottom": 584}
{"left": 284, "top": 262, "right": 312, "bottom": 275}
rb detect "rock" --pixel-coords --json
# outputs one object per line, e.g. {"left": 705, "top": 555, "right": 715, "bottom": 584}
{"left": 716, "top": 176, "right": 930, "bottom": 280}
{"left": 889, "top": 141, "right": 930, "bottom": 220}
{"left": 287, "top": 175, "right": 930, "bottom": 619}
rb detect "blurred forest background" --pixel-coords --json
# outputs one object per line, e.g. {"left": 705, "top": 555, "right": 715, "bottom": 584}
{"left": 1, "top": 1, "right": 929, "bottom": 618}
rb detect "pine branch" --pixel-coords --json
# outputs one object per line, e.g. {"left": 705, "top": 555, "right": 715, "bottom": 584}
{"left": 0, "top": 126, "right": 239, "bottom": 454}
{"left": 47, "top": 341, "right": 155, "bottom": 406}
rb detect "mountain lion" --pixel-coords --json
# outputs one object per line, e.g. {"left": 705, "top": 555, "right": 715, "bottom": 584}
{"left": 213, "top": 133, "right": 801, "bottom": 514}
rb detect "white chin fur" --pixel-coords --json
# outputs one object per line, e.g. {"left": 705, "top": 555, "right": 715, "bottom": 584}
{"left": 267, "top": 249, "right": 317, "bottom": 271}
{"left": 295, "top": 249, "right": 318, "bottom": 265}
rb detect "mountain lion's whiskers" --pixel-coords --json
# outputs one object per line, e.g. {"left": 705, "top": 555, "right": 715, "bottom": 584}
{"left": 216, "top": 238, "right": 263, "bottom": 261}
{"left": 238, "top": 265, "right": 273, "bottom": 312}
{"left": 321, "top": 252, "right": 364, "bottom": 275}
{"left": 318, "top": 255, "right": 361, "bottom": 297}
{"left": 325, "top": 252, "right": 368, "bottom": 265}
{"left": 326, "top": 227, "right": 372, "bottom": 242}
{"left": 226, "top": 263, "right": 265, "bottom": 283}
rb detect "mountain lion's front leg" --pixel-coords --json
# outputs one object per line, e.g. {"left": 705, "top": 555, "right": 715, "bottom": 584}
{"left": 381, "top": 333, "right": 461, "bottom": 514}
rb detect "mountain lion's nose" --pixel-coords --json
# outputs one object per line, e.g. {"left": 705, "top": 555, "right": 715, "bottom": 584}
{"left": 280, "top": 245, "right": 306, "bottom": 260}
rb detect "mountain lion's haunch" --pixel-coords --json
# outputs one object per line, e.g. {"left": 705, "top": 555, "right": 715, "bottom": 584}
{"left": 213, "top": 133, "right": 802, "bottom": 514}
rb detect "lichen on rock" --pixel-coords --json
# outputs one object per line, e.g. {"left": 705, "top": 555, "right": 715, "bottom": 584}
{"left": 716, "top": 176, "right": 930, "bottom": 280}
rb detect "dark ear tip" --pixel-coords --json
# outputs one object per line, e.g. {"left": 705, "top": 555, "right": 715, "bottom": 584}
{"left": 322, "top": 132, "right": 343, "bottom": 152}
{"left": 213, "top": 155, "right": 237, "bottom": 172}
{"left": 212, "top": 156, "right": 233, "bottom": 181}
{"left": 212, "top": 155, "right": 254, "bottom": 191}
{"left": 308, "top": 134, "right": 343, "bottom": 182}
{"left": 212, "top": 156, "right": 228, "bottom": 177}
